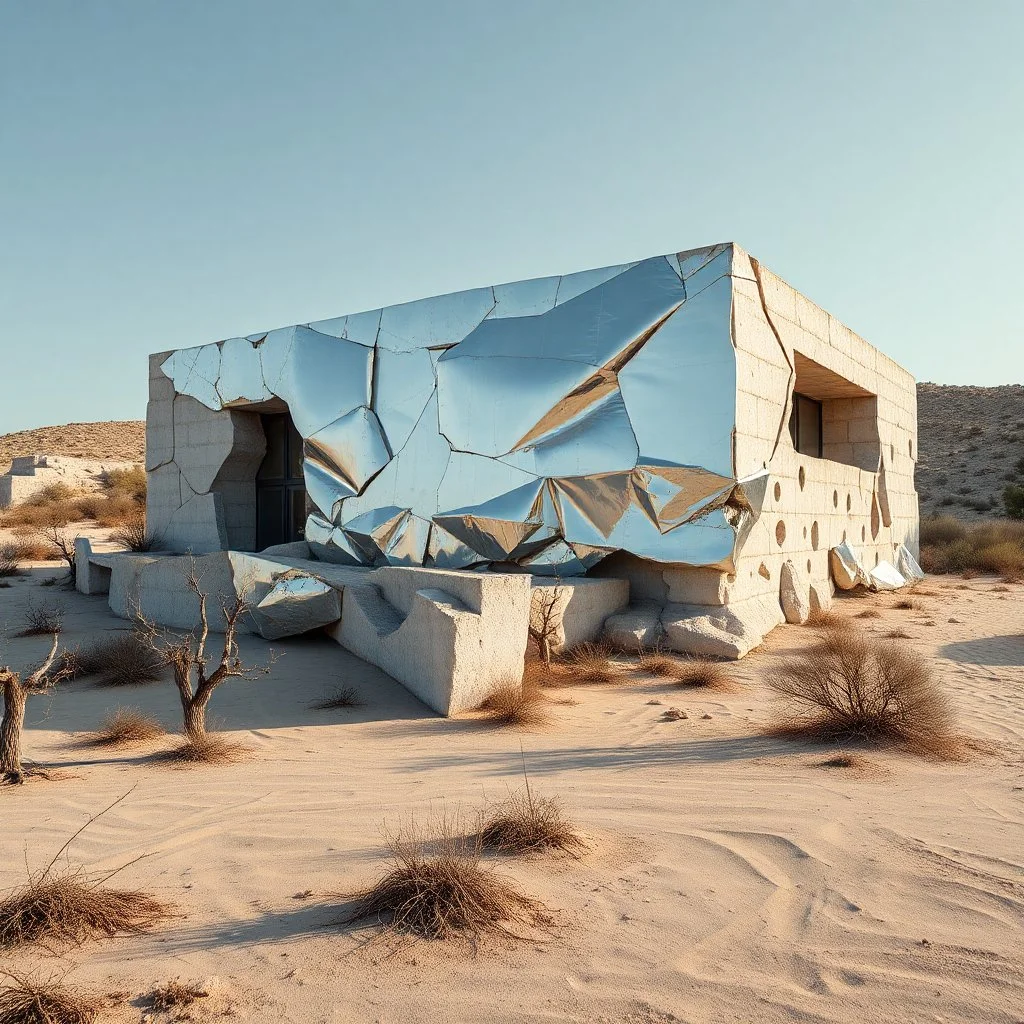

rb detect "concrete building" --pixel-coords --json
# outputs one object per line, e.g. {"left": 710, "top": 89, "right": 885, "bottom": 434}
{"left": 78, "top": 242, "right": 920, "bottom": 711}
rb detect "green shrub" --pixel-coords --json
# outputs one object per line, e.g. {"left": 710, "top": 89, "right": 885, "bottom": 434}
{"left": 1004, "top": 484, "right": 1024, "bottom": 520}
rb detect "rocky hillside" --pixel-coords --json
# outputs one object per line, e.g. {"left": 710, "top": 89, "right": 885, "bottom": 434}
{"left": 916, "top": 383, "right": 1024, "bottom": 520}
{"left": 0, "top": 421, "right": 146, "bottom": 475}
{"left": 2, "top": 390, "right": 1022, "bottom": 521}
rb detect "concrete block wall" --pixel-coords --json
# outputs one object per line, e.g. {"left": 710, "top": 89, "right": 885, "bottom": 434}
{"left": 146, "top": 351, "right": 267, "bottom": 553}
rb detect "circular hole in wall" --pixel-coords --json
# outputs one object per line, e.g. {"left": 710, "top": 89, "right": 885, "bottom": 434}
{"left": 758, "top": 562, "right": 771, "bottom": 580}
{"left": 890, "top": 443, "right": 895, "bottom": 461}
{"left": 846, "top": 493, "right": 852, "bottom": 513}
{"left": 774, "top": 482, "right": 782, "bottom": 502}
{"left": 842, "top": 529, "right": 847, "bottom": 543}
{"left": 908, "top": 439, "right": 914, "bottom": 458}
{"left": 811, "top": 521, "right": 819, "bottom": 550}
{"left": 807, "top": 558, "right": 812, "bottom": 574}
{"left": 833, "top": 490, "right": 839, "bottom": 508}
{"left": 875, "top": 552, "right": 880, "bottom": 566}
{"left": 775, "top": 520, "right": 786, "bottom": 547}
{"left": 803, "top": 525, "right": 807, "bottom": 539}
{"left": 798, "top": 466, "right": 806, "bottom": 490}
{"left": 861, "top": 525, "right": 866, "bottom": 542}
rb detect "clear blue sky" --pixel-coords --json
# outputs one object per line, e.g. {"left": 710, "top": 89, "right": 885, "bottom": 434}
{"left": 2, "top": 1, "right": 1021, "bottom": 433}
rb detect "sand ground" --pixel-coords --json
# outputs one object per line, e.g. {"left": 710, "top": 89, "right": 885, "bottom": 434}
{"left": 0, "top": 567, "right": 1021, "bottom": 1024}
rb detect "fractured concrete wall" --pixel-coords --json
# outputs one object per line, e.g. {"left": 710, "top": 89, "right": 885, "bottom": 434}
{"left": 146, "top": 352, "right": 267, "bottom": 553}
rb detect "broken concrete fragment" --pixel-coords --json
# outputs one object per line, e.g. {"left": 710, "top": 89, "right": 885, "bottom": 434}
{"left": 602, "top": 601, "right": 665, "bottom": 652}
{"left": 779, "top": 559, "right": 811, "bottom": 624}
{"left": 895, "top": 543, "right": 925, "bottom": 583}
{"left": 868, "top": 561, "right": 906, "bottom": 592}
{"left": 830, "top": 542, "right": 869, "bottom": 590}
{"left": 808, "top": 578, "right": 833, "bottom": 616}
{"left": 661, "top": 595, "right": 784, "bottom": 659}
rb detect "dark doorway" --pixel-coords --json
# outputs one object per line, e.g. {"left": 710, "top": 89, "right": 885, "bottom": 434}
{"left": 255, "top": 413, "right": 306, "bottom": 549}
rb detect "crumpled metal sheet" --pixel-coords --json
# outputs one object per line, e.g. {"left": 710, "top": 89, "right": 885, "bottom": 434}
{"left": 159, "top": 246, "right": 772, "bottom": 573}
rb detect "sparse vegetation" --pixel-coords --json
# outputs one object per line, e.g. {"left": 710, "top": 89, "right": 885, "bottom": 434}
{"left": 855, "top": 609, "right": 881, "bottom": 619}
{"left": 671, "top": 657, "right": 735, "bottom": 690}
{"left": 481, "top": 778, "right": 583, "bottom": 855}
{"left": 559, "top": 643, "right": 615, "bottom": 684}
{"left": 159, "top": 732, "right": 249, "bottom": 765}
{"left": 894, "top": 598, "right": 918, "bottom": 611}
{"left": 62, "top": 632, "right": 164, "bottom": 687}
{"left": 145, "top": 980, "right": 209, "bottom": 1011}
{"left": 342, "top": 819, "right": 550, "bottom": 940}
{"left": 766, "top": 626, "right": 957, "bottom": 758}
{"left": 86, "top": 707, "right": 165, "bottom": 747}
{"left": 805, "top": 608, "right": 854, "bottom": 630}
{"left": 14, "top": 601, "right": 64, "bottom": 638}
{"left": 919, "top": 516, "right": 1024, "bottom": 577}
{"left": 0, "top": 971, "right": 102, "bottom": 1024}
{"left": 636, "top": 650, "right": 679, "bottom": 677}
{"left": 1003, "top": 483, "right": 1024, "bottom": 520}
{"left": 311, "top": 685, "right": 363, "bottom": 710}
{"left": 0, "top": 545, "right": 24, "bottom": 579}
{"left": 111, "top": 514, "right": 159, "bottom": 553}
{"left": 475, "top": 682, "right": 549, "bottom": 727}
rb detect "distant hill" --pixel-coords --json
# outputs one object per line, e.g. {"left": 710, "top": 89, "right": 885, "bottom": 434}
{"left": 3, "top": 390, "right": 1022, "bottom": 521}
{"left": 0, "top": 421, "right": 146, "bottom": 475}
{"left": 916, "top": 383, "right": 1024, "bottom": 520}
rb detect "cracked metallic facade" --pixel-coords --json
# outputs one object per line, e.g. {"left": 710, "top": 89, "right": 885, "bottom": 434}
{"left": 157, "top": 246, "right": 795, "bottom": 573}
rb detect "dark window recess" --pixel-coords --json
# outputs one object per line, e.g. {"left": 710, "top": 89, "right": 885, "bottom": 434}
{"left": 789, "top": 393, "right": 823, "bottom": 458}
{"left": 255, "top": 413, "right": 307, "bottom": 549}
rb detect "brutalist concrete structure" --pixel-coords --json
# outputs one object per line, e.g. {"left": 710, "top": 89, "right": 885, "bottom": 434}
{"left": 98, "top": 241, "right": 920, "bottom": 705}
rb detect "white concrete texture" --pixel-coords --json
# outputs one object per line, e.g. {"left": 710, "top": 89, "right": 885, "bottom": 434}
{"left": 778, "top": 559, "right": 811, "bottom": 624}
{"left": 252, "top": 573, "right": 342, "bottom": 640}
{"left": 0, "top": 454, "right": 140, "bottom": 507}
{"left": 530, "top": 577, "right": 629, "bottom": 653}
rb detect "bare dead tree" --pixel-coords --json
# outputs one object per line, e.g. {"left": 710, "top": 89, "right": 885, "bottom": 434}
{"left": 138, "top": 563, "right": 272, "bottom": 743}
{"left": 1, "top": 634, "right": 67, "bottom": 784}
{"left": 37, "top": 524, "right": 77, "bottom": 579}
{"left": 529, "top": 583, "right": 565, "bottom": 666}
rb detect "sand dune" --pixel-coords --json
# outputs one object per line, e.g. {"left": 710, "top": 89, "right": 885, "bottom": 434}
{"left": 1, "top": 570, "right": 1022, "bottom": 1023}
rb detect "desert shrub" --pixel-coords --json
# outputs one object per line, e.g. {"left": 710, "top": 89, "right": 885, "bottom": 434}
{"left": 158, "top": 733, "right": 249, "bottom": 765}
{"left": 965, "top": 496, "right": 994, "bottom": 512}
{"left": 670, "top": 657, "right": 735, "bottom": 690}
{"left": 1003, "top": 483, "right": 1024, "bottom": 520}
{"left": 64, "top": 632, "right": 163, "bottom": 687}
{"left": 0, "top": 972, "right": 102, "bottom": 1024}
{"left": 636, "top": 650, "right": 679, "bottom": 677}
{"left": 111, "top": 515, "right": 158, "bottom": 552}
{"left": 86, "top": 707, "right": 165, "bottom": 747}
{"left": 0, "top": 544, "right": 23, "bottom": 578}
{"left": 103, "top": 466, "right": 147, "bottom": 503}
{"left": 766, "top": 627, "right": 956, "bottom": 757}
{"left": 856, "top": 609, "right": 881, "bottom": 619}
{"left": 0, "top": 870, "right": 169, "bottom": 949}
{"left": 893, "top": 598, "right": 918, "bottom": 610}
{"left": 93, "top": 495, "right": 141, "bottom": 529}
{"left": 145, "top": 980, "right": 208, "bottom": 1011}
{"left": 15, "top": 600, "right": 64, "bottom": 637}
{"left": 559, "top": 642, "right": 616, "bottom": 683}
{"left": 481, "top": 786, "right": 583, "bottom": 855}
{"left": 311, "top": 685, "right": 363, "bottom": 710}
{"left": 806, "top": 608, "right": 854, "bottom": 630}
{"left": 918, "top": 516, "right": 1024, "bottom": 576}
{"left": 475, "top": 682, "right": 548, "bottom": 727}
{"left": 342, "top": 821, "right": 549, "bottom": 940}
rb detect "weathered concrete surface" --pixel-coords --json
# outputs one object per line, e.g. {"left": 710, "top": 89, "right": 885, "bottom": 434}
{"left": 661, "top": 595, "right": 785, "bottom": 659}
{"left": 869, "top": 561, "right": 906, "bottom": 592}
{"left": 530, "top": 577, "right": 628, "bottom": 654}
{"left": 0, "top": 454, "right": 139, "bottom": 508}
{"left": 602, "top": 601, "right": 665, "bottom": 652}
{"left": 329, "top": 567, "right": 531, "bottom": 716}
{"left": 830, "top": 542, "right": 869, "bottom": 590}
{"left": 779, "top": 559, "right": 811, "bottom": 624}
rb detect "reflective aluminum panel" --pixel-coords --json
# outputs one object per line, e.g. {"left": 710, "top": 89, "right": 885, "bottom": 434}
{"left": 161, "top": 246, "right": 755, "bottom": 573}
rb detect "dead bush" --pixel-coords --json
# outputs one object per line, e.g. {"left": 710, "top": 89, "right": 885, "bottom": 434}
{"left": 342, "top": 821, "right": 549, "bottom": 940}
{"left": 766, "top": 627, "right": 957, "bottom": 757}
{"left": 110, "top": 516, "right": 158, "bottom": 553}
{"left": 0, "top": 971, "right": 102, "bottom": 1024}
{"left": 145, "top": 980, "right": 208, "bottom": 1011}
{"left": 0, "top": 545, "right": 23, "bottom": 578}
{"left": 636, "top": 650, "right": 679, "bottom": 677}
{"left": 64, "top": 633, "right": 163, "bottom": 687}
{"left": 476, "top": 683, "right": 549, "bottom": 727}
{"left": 884, "top": 629, "right": 913, "bottom": 640}
{"left": 919, "top": 517, "right": 1024, "bottom": 577}
{"left": 806, "top": 608, "right": 853, "bottom": 630}
{"left": 856, "top": 609, "right": 882, "bottom": 619}
{"left": 311, "top": 685, "right": 363, "bottom": 710}
{"left": 671, "top": 657, "right": 735, "bottom": 690}
{"left": 15, "top": 601, "right": 64, "bottom": 638}
{"left": 0, "top": 869, "right": 169, "bottom": 950}
{"left": 159, "top": 734, "right": 249, "bottom": 765}
{"left": 93, "top": 495, "right": 140, "bottom": 529}
{"left": 86, "top": 707, "right": 165, "bottom": 747}
{"left": 559, "top": 642, "right": 616, "bottom": 683}
{"left": 481, "top": 785, "right": 583, "bottom": 855}
{"left": 894, "top": 598, "right": 918, "bottom": 611}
